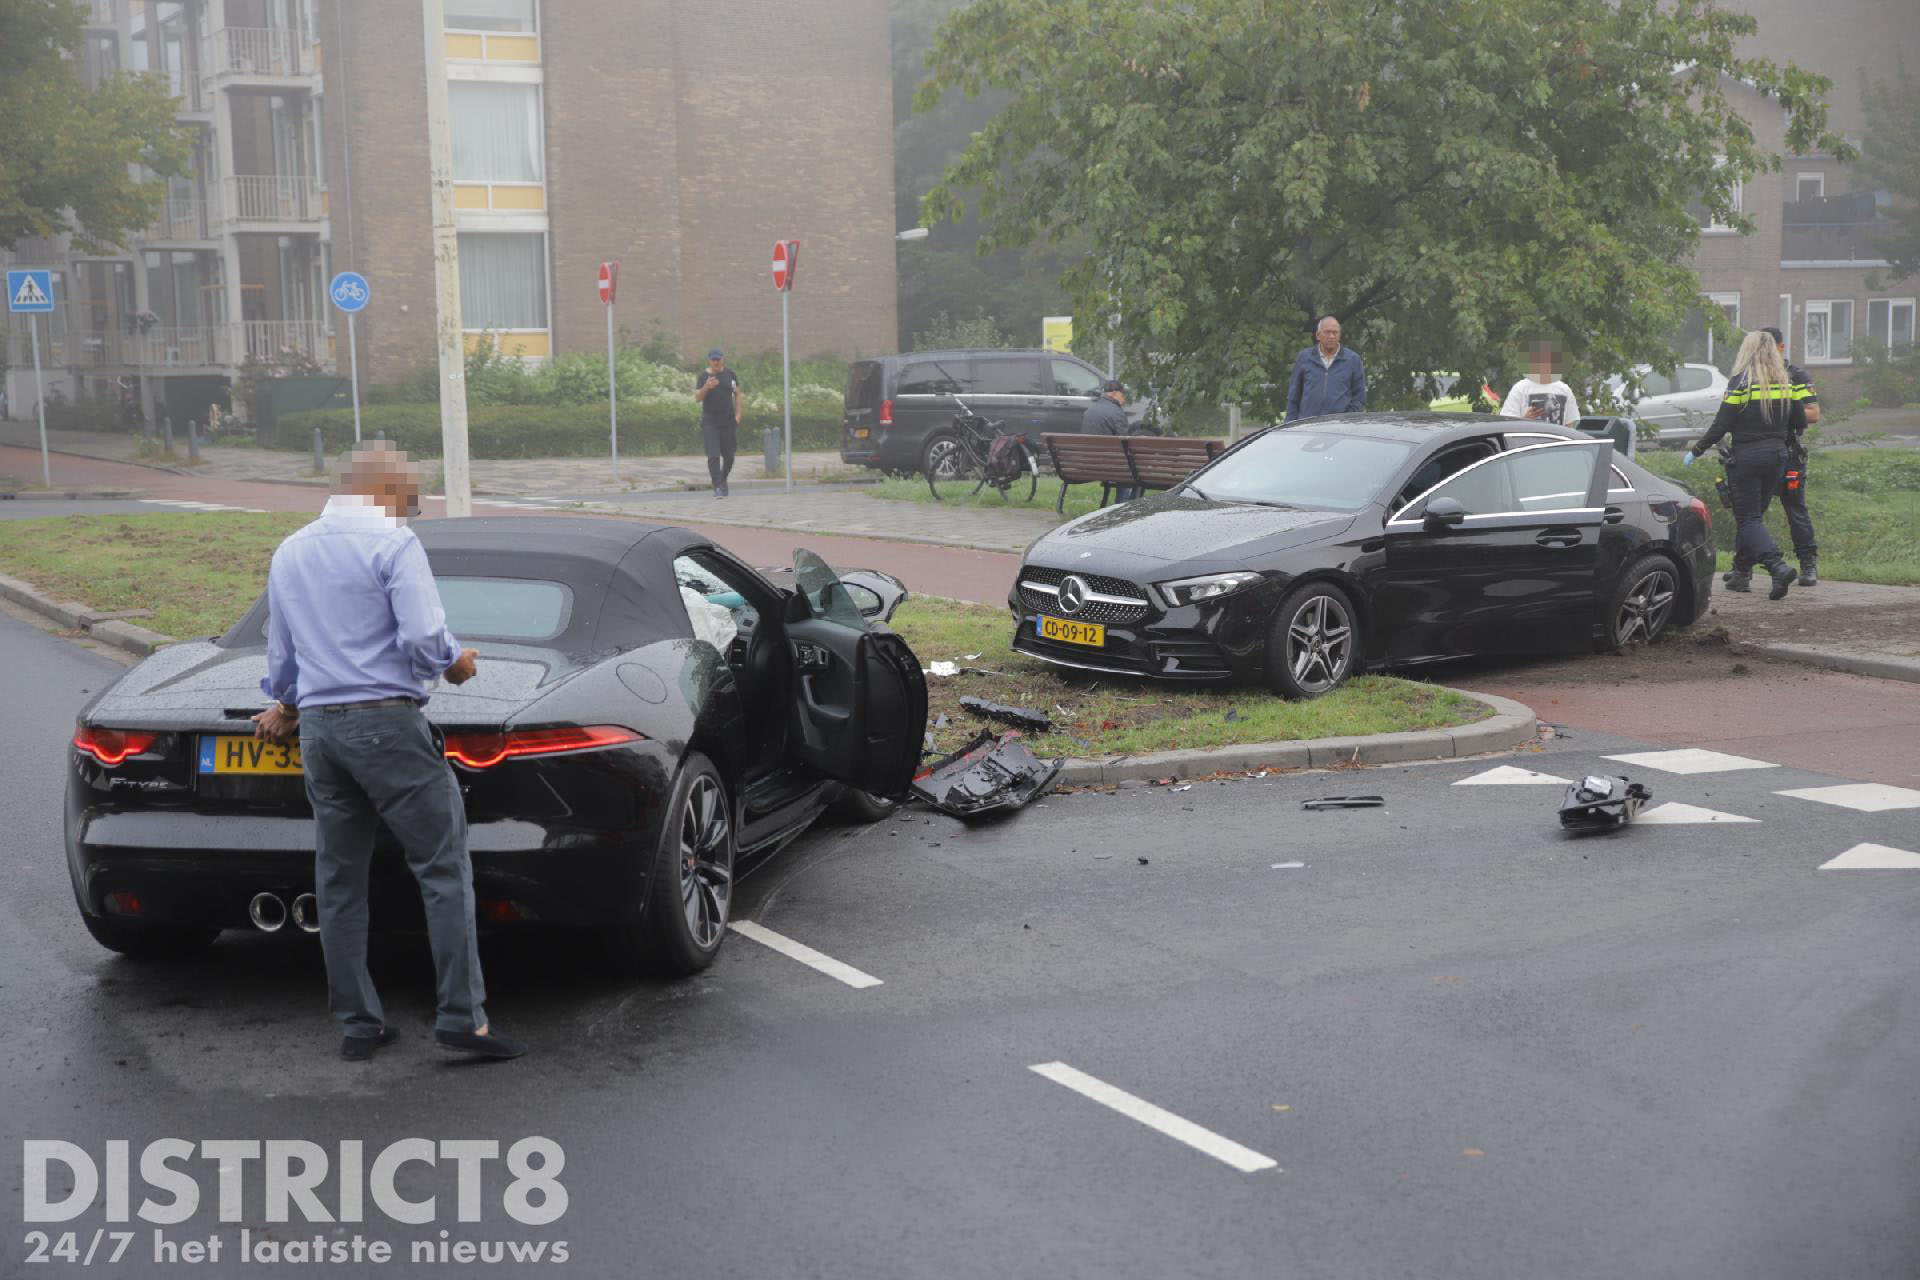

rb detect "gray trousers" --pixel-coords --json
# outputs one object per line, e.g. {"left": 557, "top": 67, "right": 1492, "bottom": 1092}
{"left": 299, "top": 704, "right": 487, "bottom": 1038}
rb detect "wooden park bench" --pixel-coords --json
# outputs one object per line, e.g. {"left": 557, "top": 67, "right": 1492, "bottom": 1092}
{"left": 1041, "top": 433, "right": 1226, "bottom": 512}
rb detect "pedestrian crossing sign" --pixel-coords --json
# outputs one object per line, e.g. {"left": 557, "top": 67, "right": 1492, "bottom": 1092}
{"left": 7, "top": 269, "right": 54, "bottom": 314}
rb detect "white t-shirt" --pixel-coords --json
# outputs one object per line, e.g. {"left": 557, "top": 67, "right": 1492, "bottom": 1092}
{"left": 1501, "top": 378, "right": 1583, "bottom": 427}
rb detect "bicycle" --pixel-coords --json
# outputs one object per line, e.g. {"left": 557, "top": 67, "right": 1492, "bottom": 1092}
{"left": 924, "top": 395, "right": 1040, "bottom": 503}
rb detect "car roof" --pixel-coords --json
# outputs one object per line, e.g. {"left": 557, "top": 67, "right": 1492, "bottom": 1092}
{"left": 1274, "top": 411, "right": 1559, "bottom": 443}
{"left": 867, "top": 348, "right": 1081, "bottom": 364}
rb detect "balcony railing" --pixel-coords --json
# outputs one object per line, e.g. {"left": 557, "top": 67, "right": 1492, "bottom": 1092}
{"left": 134, "top": 325, "right": 232, "bottom": 368}
{"left": 201, "top": 26, "right": 316, "bottom": 81}
{"left": 239, "top": 319, "right": 330, "bottom": 365}
{"left": 1781, "top": 192, "right": 1894, "bottom": 264}
{"left": 224, "top": 174, "right": 325, "bottom": 223}
{"left": 148, "top": 194, "right": 212, "bottom": 241}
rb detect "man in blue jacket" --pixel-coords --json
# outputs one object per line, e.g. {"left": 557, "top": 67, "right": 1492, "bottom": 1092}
{"left": 1284, "top": 315, "right": 1367, "bottom": 421}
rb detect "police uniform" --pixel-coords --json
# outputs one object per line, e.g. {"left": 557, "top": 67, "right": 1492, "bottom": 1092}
{"left": 1727, "top": 364, "right": 1818, "bottom": 585}
{"left": 1689, "top": 373, "right": 1807, "bottom": 599}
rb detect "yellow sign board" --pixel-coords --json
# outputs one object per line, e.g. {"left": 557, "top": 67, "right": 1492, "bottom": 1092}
{"left": 1042, "top": 316, "right": 1073, "bottom": 354}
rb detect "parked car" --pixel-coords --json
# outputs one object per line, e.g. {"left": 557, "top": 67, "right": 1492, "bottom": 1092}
{"left": 64, "top": 519, "right": 928, "bottom": 974}
{"left": 840, "top": 348, "right": 1151, "bottom": 473}
{"left": 1605, "top": 363, "right": 1727, "bottom": 446}
{"left": 1009, "top": 414, "right": 1713, "bottom": 698}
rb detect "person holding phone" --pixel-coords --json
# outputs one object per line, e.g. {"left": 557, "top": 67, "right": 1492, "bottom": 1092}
{"left": 693, "top": 347, "right": 744, "bottom": 497}
{"left": 1500, "top": 339, "right": 1583, "bottom": 427}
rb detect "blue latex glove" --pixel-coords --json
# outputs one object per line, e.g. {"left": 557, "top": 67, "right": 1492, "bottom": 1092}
{"left": 1681, "top": 451, "right": 1697, "bottom": 467}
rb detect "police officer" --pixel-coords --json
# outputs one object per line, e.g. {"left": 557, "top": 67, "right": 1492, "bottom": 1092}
{"left": 1723, "top": 326, "right": 1819, "bottom": 590}
{"left": 1683, "top": 330, "right": 1808, "bottom": 601}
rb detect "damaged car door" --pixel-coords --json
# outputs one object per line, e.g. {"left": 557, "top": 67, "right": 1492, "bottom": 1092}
{"left": 783, "top": 549, "right": 929, "bottom": 799}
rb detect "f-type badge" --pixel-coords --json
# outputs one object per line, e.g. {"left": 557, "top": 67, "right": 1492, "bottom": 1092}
{"left": 1056, "top": 575, "right": 1088, "bottom": 614}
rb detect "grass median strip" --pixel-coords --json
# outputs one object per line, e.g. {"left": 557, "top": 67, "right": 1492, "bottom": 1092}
{"left": 0, "top": 512, "right": 1486, "bottom": 757}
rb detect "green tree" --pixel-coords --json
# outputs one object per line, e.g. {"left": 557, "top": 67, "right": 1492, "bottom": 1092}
{"left": 1861, "top": 59, "right": 1918, "bottom": 286}
{"left": 918, "top": 0, "right": 1846, "bottom": 417}
{"left": 0, "top": 0, "right": 195, "bottom": 252}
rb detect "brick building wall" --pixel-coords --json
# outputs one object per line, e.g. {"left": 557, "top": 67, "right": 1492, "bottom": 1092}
{"left": 321, "top": 0, "right": 897, "bottom": 385}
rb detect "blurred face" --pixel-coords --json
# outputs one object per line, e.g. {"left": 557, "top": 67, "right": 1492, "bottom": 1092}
{"left": 345, "top": 447, "right": 421, "bottom": 520}
{"left": 1316, "top": 318, "right": 1341, "bottom": 352}
{"left": 1530, "top": 342, "right": 1560, "bottom": 381}
{"left": 708, "top": 357, "right": 724, "bottom": 373}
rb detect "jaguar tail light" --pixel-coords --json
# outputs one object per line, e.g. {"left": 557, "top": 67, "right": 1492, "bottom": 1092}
{"left": 73, "top": 727, "right": 159, "bottom": 766}
{"left": 442, "top": 725, "right": 643, "bottom": 770}
{"left": 879, "top": 398, "right": 893, "bottom": 426}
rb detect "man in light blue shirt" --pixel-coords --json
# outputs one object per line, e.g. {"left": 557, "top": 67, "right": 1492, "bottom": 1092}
{"left": 252, "top": 443, "right": 525, "bottom": 1062}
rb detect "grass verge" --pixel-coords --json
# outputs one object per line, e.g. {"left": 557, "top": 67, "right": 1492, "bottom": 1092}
{"left": 0, "top": 512, "right": 304, "bottom": 639}
{"left": 892, "top": 597, "right": 1486, "bottom": 757}
{"left": 0, "top": 514, "right": 1488, "bottom": 757}
{"left": 870, "top": 473, "right": 1115, "bottom": 521}
{"left": 1637, "top": 448, "right": 1920, "bottom": 586}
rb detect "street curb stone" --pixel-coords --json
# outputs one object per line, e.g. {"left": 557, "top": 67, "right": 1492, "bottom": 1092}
{"left": 8, "top": 488, "right": 142, "bottom": 501}
{"left": 1056, "top": 691, "right": 1539, "bottom": 784}
{"left": 0, "top": 571, "right": 169, "bottom": 656}
{"left": 1742, "top": 641, "right": 1920, "bottom": 685}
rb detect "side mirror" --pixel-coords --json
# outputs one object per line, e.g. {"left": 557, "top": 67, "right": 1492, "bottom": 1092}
{"left": 1423, "top": 496, "right": 1468, "bottom": 531}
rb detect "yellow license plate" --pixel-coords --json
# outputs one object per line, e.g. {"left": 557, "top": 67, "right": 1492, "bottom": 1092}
{"left": 1038, "top": 615, "right": 1106, "bottom": 647}
{"left": 198, "top": 735, "right": 303, "bottom": 776}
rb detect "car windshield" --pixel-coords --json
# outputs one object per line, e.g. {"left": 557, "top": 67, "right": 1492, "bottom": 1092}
{"left": 1191, "top": 430, "right": 1414, "bottom": 511}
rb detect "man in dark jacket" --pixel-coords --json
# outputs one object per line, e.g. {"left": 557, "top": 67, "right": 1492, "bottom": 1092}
{"left": 1081, "top": 379, "right": 1138, "bottom": 499}
{"left": 1284, "top": 316, "right": 1367, "bottom": 421}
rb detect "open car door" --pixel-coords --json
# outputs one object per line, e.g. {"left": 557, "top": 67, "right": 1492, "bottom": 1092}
{"left": 783, "top": 550, "right": 929, "bottom": 798}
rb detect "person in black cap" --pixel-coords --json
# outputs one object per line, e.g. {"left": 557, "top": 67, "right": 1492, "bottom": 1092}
{"left": 1081, "top": 378, "right": 1140, "bottom": 499}
{"left": 1722, "top": 326, "right": 1820, "bottom": 589}
{"left": 693, "top": 348, "right": 742, "bottom": 497}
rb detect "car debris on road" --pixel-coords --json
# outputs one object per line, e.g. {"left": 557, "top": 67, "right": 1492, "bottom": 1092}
{"left": 959, "top": 696, "right": 1052, "bottom": 734}
{"left": 1302, "top": 795, "right": 1386, "bottom": 810}
{"left": 910, "top": 730, "right": 1065, "bottom": 818}
{"left": 1558, "top": 774, "right": 1652, "bottom": 831}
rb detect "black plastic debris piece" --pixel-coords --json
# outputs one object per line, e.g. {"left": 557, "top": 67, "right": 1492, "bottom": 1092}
{"left": 959, "top": 696, "right": 1052, "bottom": 734}
{"left": 1558, "top": 774, "right": 1651, "bottom": 832}
{"left": 1302, "top": 795, "right": 1385, "bottom": 810}
{"left": 910, "top": 730, "right": 1064, "bottom": 818}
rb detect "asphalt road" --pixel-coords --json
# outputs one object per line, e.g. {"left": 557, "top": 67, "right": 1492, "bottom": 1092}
{"left": 4, "top": 607, "right": 1918, "bottom": 1279}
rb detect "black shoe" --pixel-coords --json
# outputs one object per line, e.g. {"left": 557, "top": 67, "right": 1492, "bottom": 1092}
{"left": 1722, "top": 568, "right": 1747, "bottom": 585}
{"left": 341, "top": 1027, "right": 399, "bottom": 1062}
{"left": 1768, "top": 565, "right": 1795, "bottom": 600}
{"left": 1798, "top": 561, "right": 1818, "bottom": 586}
{"left": 435, "top": 1027, "right": 526, "bottom": 1060}
{"left": 1723, "top": 573, "right": 1751, "bottom": 593}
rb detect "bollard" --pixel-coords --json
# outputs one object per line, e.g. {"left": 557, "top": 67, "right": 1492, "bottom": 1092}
{"left": 187, "top": 419, "right": 200, "bottom": 462}
{"left": 162, "top": 417, "right": 174, "bottom": 454}
{"left": 763, "top": 427, "right": 782, "bottom": 474}
{"left": 142, "top": 414, "right": 153, "bottom": 446}
{"left": 313, "top": 426, "right": 325, "bottom": 476}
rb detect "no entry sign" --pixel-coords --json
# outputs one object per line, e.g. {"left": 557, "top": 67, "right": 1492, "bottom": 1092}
{"left": 598, "top": 261, "right": 618, "bottom": 304}
{"left": 771, "top": 240, "right": 799, "bottom": 292}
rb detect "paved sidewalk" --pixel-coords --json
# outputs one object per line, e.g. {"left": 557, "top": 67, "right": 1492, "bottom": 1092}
{"left": 0, "top": 422, "right": 852, "bottom": 496}
{"left": 571, "top": 486, "right": 1061, "bottom": 553}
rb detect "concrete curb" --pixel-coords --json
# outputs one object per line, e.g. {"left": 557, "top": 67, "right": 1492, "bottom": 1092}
{"left": 1054, "top": 691, "right": 1540, "bottom": 784}
{"left": 1742, "top": 641, "right": 1920, "bottom": 685}
{"left": 0, "top": 571, "right": 171, "bottom": 656}
{"left": 3, "top": 488, "right": 142, "bottom": 501}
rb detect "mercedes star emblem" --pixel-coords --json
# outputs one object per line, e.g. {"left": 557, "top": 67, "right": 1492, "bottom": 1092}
{"left": 1057, "top": 575, "right": 1089, "bottom": 614}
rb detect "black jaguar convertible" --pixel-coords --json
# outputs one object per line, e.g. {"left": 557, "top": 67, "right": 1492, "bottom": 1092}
{"left": 65, "top": 519, "right": 927, "bottom": 974}
{"left": 1011, "top": 415, "right": 1714, "bottom": 698}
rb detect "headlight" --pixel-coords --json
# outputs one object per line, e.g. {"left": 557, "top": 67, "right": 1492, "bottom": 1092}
{"left": 1156, "top": 571, "right": 1262, "bottom": 607}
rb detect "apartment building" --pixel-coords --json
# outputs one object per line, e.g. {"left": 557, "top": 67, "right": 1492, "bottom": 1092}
{"left": 3, "top": 0, "right": 897, "bottom": 424}
{"left": 1686, "top": 0, "right": 1920, "bottom": 394}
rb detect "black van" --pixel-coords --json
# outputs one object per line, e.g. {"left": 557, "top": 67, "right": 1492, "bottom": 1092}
{"left": 840, "top": 349, "right": 1144, "bottom": 473}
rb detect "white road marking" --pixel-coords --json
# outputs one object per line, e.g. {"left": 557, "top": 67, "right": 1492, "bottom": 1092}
{"left": 1453, "top": 765, "right": 1570, "bottom": 786}
{"left": 139, "top": 499, "right": 264, "bottom": 514}
{"left": 1028, "top": 1062, "right": 1280, "bottom": 1174}
{"left": 1634, "top": 802, "right": 1759, "bottom": 825}
{"left": 728, "top": 920, "right": 882, "bottom": 989}
{"left": 1818, "top": 843, "right": 1920, "bottom": 870}
{"left": 1777, "top": 783, "right": 1920, "bottom": 813}
{"left": 1602, "top": 748, "right": 1778, "bottom": 775}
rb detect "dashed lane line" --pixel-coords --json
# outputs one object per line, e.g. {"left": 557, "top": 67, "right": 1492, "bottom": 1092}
{"left": 1602, "top": 748, "right": 1779, "bottom": 775}
{"left": 1818, "top": 843, "right": 1920, "bottom": 870}
{"left": 728, "top": 920, "right": 883, "bottom": 989}
{"left": 1776, "top": 783, "right": 1920, "bottom": 813}
{"left": 1029, "top": 1062, "right": 1280, "bottom": 1174}
{"left": 1634, "top": 802, "right": 1760, "bottom": 825}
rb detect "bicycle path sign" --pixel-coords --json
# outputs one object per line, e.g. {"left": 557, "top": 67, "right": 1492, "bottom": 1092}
{"left": 329, "top": 271, "right": 371, "bottom": 313}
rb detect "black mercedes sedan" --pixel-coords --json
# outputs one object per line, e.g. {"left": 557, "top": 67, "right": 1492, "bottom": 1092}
{"left": 65, "top": 518, "right": 927, "bottom": 975}
{"left": 1010, "top": 414, "right": 1714, "bottom": 698}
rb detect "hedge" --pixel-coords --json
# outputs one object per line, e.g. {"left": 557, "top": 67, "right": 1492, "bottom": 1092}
{"left": 272, "top": 400, "right": 844, "bottom": 459}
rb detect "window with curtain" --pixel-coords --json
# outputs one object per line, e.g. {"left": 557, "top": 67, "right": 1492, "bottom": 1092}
{"left": 446, "top": 0, "right": 536, "bottom": 31}
{"left": 450, "top": 82, "right": 543, "bottom": 183}
{"left": 458, "top": 233, "right": 548, "bottom": 330}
